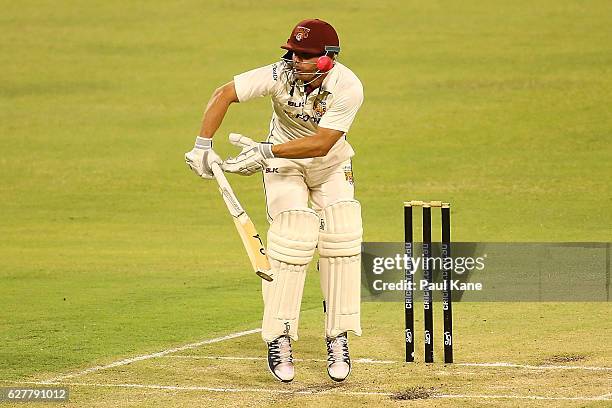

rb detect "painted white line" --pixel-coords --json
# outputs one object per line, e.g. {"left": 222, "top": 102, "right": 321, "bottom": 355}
{"left": 458, "top": 362, "right": 612, "bottom": 371}
{"left": 5, "top": 380, "right": 392, "bottom": 397}
{"left": 435, "top": 394, "right": 611, "bottom": 401}
{"left": 354, "top": 358, "right": 396, "bottom": 364}
{"left": 164, "top": 355, "right": 396, "bottom": 364}
{"left": 40, "top": 328, "right": 261, "bottom": 384}
{"left": 598, "top": 392, "right": 612, "bottom": 399}
{"left": 165, "top": 356, "right": 612, "bottom": 371}
{"left": 4, "top": 380, "right": 611, "bottom": 401}
{"left": 166, "top": 355, "right": 266, "bottom": 361}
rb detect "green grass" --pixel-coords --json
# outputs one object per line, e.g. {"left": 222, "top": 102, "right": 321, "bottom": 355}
{"left": 1, "top": 0, "right": 611, "bottom": 406}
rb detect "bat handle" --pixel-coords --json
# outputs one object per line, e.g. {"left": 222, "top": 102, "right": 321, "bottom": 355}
{"left": 211, "top": 162, "right": 244, "bottom": 218}
{"left": 211, "top": 162, "right": 226, "bottom": 185}
{"left": 257, "top": 271, "right": 274, "bottom": 282}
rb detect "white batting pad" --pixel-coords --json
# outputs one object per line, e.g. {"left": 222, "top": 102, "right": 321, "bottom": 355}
{"left": 267, "top": 208, "right": 320, "bottom": 265}
{"left": 318, "top": 200, "right": 363, "bottom": 337}
{"left": 262, "top": 208, "right": 319, "bottom": 342}
{"left": 318, "top": 200, "right": 362, "bottom": 257}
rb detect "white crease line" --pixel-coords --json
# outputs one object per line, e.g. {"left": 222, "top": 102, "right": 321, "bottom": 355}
{"left": 40, "top": 328, "right": 261, "bottom": 384}
{"left": 166, "top": 356, "right": 266, "bottom": 361}
{"left": 165, "top": 356, "right": 612, "bottom": 371}
{"left": 4, "top": 381, "right": 392, "bottom": 397}
{"left": 164, "top": 355, "right": 396, "bottom": 364}
{"left": 458, "top": 362, "right": 612, "bottom": 371}
{"left": 598, "top": 392, "right": 612, "bottom": 399}
{"left": 4, "top": 380, "right": 611, "bottom": 401}
{"left": 435, "top": 393, "right": 610, "bottom": 401}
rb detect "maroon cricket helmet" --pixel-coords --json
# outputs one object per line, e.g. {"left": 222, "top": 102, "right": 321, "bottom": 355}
{"left": 281, "top": 19, "right": 340, "bottom": 56}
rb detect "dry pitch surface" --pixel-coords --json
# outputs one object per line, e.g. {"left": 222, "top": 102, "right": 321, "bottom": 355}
{"left": 4, "top": 303, "right": 611, "bottom": 407}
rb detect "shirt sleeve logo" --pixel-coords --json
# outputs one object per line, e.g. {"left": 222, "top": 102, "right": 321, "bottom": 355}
{"left": 313, "top": 91, "right": 331, "bottom": 117}
{"left": 295, "top": 26, "right": 311, "bottom": 42}
{"left": 344, "top": 169, "right": 354, "bottom": 185}
{"left": 343, "top": 164, "right": 354, "bottom": 185}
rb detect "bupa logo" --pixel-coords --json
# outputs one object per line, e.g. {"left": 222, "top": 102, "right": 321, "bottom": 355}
{"left": 294, "top": 26, "right": 310, "bottom": 42}
{"left": 265, "top": 167, "right": 279, "bottom": 174}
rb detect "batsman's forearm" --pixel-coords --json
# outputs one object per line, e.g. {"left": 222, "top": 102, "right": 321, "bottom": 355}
{"left": 199, "top": 82, "right": 239, "bottom": 138}
{"left": 271, "top": 137, "right": 330, "bottom": 159}
{"left": 199, "top": 95, "right": 232, "bottom": 138}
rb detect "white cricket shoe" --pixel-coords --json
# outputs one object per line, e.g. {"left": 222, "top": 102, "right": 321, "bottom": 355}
{"left": 326, "top": 332, "right": 351, "bottom": 382}
{"left": 267, "top": 335, "right": 294, "bottom": 383}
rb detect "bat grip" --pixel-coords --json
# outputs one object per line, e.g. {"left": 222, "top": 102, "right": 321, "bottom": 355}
{"left": 212, "top": 162, "right": 234, "bottom": 196}
{"left": 212, "top": 162, "right": 244, "bottom": 218}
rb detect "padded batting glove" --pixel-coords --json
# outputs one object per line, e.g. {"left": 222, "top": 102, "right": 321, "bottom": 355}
{"left": 185, "top": 136, "right": 222, "bottom": 179}
{"left": 221, "top": 133, "right": 275, "bottom": 176}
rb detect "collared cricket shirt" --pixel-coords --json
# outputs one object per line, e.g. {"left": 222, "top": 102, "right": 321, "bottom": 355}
{"left": 234, "top": 61, "right": 363, "bottom": 169}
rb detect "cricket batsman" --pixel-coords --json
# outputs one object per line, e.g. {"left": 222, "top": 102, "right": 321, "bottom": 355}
{"left": 185, "top": 19, "right": 364, "bottom": 383}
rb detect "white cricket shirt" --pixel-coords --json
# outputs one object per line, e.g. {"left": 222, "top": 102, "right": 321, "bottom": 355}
{"left": 233, "top": 61, "right": 363, "bottom": 169}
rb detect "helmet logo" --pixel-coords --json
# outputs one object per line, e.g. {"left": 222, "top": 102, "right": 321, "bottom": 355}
{"left": 294, "top": 26, "right": 311, "bottom": 42}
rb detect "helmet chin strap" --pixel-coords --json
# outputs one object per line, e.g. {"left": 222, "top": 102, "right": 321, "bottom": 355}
{"left": 296, "top": 71, "right": 326, "bottom": 87}
{"left": 280, "top": 57, "right": 332, "bottom": 87}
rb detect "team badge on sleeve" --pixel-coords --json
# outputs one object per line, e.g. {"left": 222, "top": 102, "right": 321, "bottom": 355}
{"left": 343, "top": 164, "right": 354, "bottom": 185}
{"left": 313, "top": 91, "right": 331, "bottom": 118}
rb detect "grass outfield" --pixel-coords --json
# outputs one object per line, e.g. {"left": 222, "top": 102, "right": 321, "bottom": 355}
{"left": 1, "top": 0, "right": 611, "bottom": 406}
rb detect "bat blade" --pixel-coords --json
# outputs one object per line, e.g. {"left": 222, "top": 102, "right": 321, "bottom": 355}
{"left": 210, "top": 161, "right": 273, "bottom": 281}
{"left": 233, "top": 214, "right": 273, "bottom": 281}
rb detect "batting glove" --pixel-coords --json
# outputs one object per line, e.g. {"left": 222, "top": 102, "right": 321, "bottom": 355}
{"left": 221, "top": 133, "right": 274, "bottom": 176}
{"left": 185, "top": 136, "right": 222, "bottom": 179}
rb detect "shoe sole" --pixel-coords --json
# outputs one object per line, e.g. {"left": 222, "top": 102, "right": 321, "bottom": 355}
{"left": 267, "top": 361, "right": 294, "bottom": 383}
{"left": 327, "top": 363, "right": 351, "bottom": 382}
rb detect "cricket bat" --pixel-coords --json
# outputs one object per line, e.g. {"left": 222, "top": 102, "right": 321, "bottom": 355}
{"left": 211, "top": 162, "right": 273, "bottom": 282}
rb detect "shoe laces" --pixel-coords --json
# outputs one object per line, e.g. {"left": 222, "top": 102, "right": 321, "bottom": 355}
{"left": 269, "top": 336, "right": 293, "bottom": 364}
{"left": 327, "top": 333, "right": 349, "bottom": 363}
